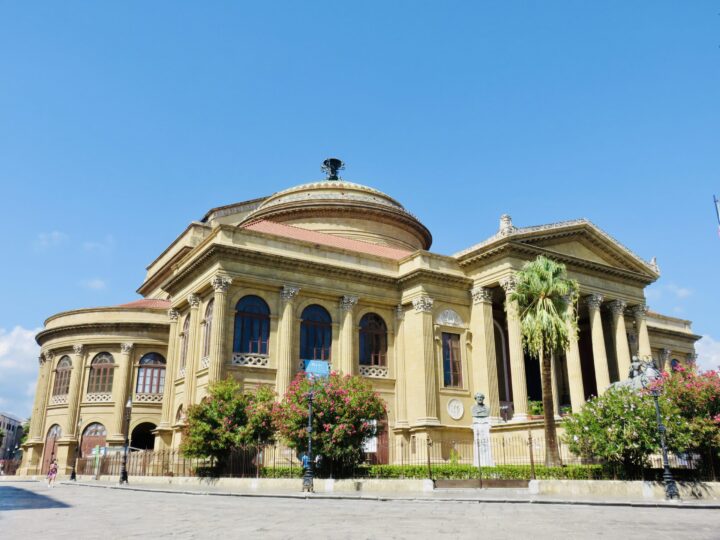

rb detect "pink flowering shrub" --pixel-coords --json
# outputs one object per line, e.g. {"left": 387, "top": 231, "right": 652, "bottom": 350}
{"left": 273, "top": 372, "right": 387, "bottom": 469}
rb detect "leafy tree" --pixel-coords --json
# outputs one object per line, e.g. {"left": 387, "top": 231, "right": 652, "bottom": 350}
{"left": 181, "top": 378, "right": 275, "bottom": 464}
{"left": 0, "top": 428, "right": 4, "bottom": 449}
{"left": 19, "top": 419, "right": 30, "bottom": 446}
{"left": 506, "top": 255, "right": 578, "bottom": 466}
{"left": 273, "top": 372, "right": 387, "bottom": 474}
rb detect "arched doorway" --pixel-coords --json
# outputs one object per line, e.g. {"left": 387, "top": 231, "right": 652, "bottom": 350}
{"left": 41, "top": 424, "right": 62, "bottom": 474}
{"left": 363, "top": 415, "right": 389, "bottom": 465}
{"left": 130, "top": 422, "right": 156, "bottom": 450}
{"left": 80, "top": 423, "right": 107, "bottom": 457}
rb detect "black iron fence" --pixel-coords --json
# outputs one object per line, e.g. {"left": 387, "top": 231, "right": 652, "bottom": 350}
{"left": 73, "top": 434, "right": 718, "bottom": 481}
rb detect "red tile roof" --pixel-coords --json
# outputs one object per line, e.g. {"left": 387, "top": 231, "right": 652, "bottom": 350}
{"left": 241, "top": 220, "right": 412, "bottom": 260}
{"left": 116, "top": 299, "right": 171, "bottom": 309}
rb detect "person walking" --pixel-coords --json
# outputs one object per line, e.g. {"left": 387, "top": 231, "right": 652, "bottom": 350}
{"left": 47, "top": 459, "right": 58, "bottom": 488}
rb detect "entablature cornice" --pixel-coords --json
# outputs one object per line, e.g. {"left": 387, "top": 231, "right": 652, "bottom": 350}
{"left": 646, "top": 326, "right": 701, "bottom": 344}
{"left": 397, "top": 268, "right": 472, "bottom": 290}
{"left": 36, "top": 323, "right": 169, "bottom": 347}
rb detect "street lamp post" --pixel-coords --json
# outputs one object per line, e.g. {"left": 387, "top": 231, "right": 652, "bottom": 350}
{"left": 70, "top": 417, "right": 82, "bottom": 481}
{"left": 119, "top": 398, "right": 132, "bottom": 485}
{"left": 650, "top": 388, "right": 680, "bottom": 500}
{"left": 301, "top": 390, "right": 315, "bottom": 493}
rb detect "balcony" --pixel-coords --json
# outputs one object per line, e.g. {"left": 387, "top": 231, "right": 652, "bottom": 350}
{"left": 85, "top": 392, "right": 112, "bottom": 403}
{"left": 232, "top": 353, "right": 270, "bottom": 367}
{"left": 135, "top": 392, "right": 164, "bottom": 403}
{"left": 49, "top": 394, "right": 68, "bottom": 406}
{"left": 359, "top": 365, "right": 389, "bottom": 378}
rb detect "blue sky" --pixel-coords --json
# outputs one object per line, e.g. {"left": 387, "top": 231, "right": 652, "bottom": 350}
{"left": 1, "top": 2, "right": 718, "bottom": 418}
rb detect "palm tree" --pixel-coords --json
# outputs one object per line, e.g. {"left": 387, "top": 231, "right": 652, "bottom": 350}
{"left": 506, "top": 255, "right": 579, "bottom": 467}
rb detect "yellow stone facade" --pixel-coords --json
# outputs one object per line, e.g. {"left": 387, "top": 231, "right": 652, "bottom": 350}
{"left": 20, "top": 173, "right": 700, "bottom": 475}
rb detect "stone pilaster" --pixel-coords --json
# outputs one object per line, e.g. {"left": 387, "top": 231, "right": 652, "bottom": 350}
{"left": 30, "top": 354, "right": 53, "bottom": 441}
{"left": 586, "top": 294, "right": 611, "bottom": 394}
{"left": 112, "top": 343, "right": 134, "bottom": 440}
{"left": 276, "top": 285, "right": 300, "bottom": 398}
{"left": 339, "top": 295, "right": 359, "bottom": 375}
{"left": 659, "top": 348, "right": 672, "bottom": 373}
{"left": 64, "top": 345, "right": 85, "bottom": 438}
{"left": 631, "top": 304, "right": 652, "bottom": 360}
{"left": 564, "top": 308, "right": 585, "bottom": 413}
{"left": 407, "top": 296, "right": 439, "bottom": 425}
{"left": 501, "top": 276, "right": 528, "bottom": 421}
{"left": 159, "top": 309, "right": 180, "bottom": 429}
{"left": 469, "top": 286, "right": 500, "bottom": 421}
{"left": 184, "top": 294, "right": 201, "bottom": 407}
{"left": 608, "top": 300, "right": 631, "bottom": 381}
{"left": 394, "top": 304, "right": 409, "bottom": 428}
{"left": 208, "top": 275, "right": 233, "bottom": 383}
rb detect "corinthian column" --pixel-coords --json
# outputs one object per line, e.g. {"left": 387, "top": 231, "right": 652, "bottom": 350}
{"left": 64, "top": 345, "right": 85, "bottom": 437}
{"left": 501, "top": 276, "right": 528, "bottom": 421}
{"left": 631, "top": 304, "right": 652, "bottom": 360}
{"left": 208, "top": 275, "right": 233, "bottom": 383}
{"left": 276, "top": 285, "right": 300, "bottom": 398}
{"left": 586, "top": 294, "right": 610, "bottom": 394}
{"left": 339, "top": 295, "right": 359, "bottom": 375}
{"left": 160, "top": 309, "right": 180, "bottom": 429}
{"left": 409, "top": 296, "right": 439, "bottom": 424}
{"left": 564, "top": 306, "right": 585, "bottom": 413}
{"left": 608, "top": 300, "right": 631, "bottom": 380}
{"left": 112, "top": 343, "right": 134, "bottom": 440}
{"left": 470, "top": 286, "right": 500, "bottom": 421}
{"left": 394, "top": 305, "right": 409, "bottom": 428}
{"left": 659, "top": 348, "right": 672, "bottom": 373}
{"left": 184, "top": 294, "right": 201, "bottom": 407}
{"left": 29, "top": 354, "right": 54, "bottom": 441}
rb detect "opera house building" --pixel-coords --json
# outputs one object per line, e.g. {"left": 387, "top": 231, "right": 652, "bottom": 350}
{"left": 20, "top": 161, "right": 699, "bottom": 475}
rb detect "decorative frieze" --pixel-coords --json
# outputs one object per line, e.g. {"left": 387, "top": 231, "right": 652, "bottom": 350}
{"left": 585, "top": 294, "right": 604, "bottom": 310}
{"left": 359, "top": 365, "right": 389, "bottom": 378}
{"left": 188, "top": 294, "right": 201, "bottom": 308}
{"left": 470, "top": 286, "right": 492, "bottom": 305}
{"left": 339, "top": 295, "right": 359, "bottom": 311}
{"left": 211, "top": 275, "right": 233, "bottom": 293}
{"left": 135, "top": 393, "right": 164, "bottom": 403}
{"left": 232, "top": 353, "right": 270, "bottom": 367}
{"left": 280, "top": 285, "right": 300, "bottom": 302}
{"left": 412, "top": 296, "right": 434, "bottom": 313}
{"left": 85, "top": 392, "right": 112, "bottom": 403}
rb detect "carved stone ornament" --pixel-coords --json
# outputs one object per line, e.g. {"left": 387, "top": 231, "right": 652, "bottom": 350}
{"left": 188, "top": 294, "right": 201, "bottom": 308}
{"left": 412, "top": 296, "right": 434, "bottom": 313}
{"left": 72, "top": 344, "right": 84, "bottom": 356}
{"left": 659, "top": 348, "right": 672, "bottom": 362}
{"left": 395, "top": 304, "right": 405, "bottom": 320}
{"left": 631, "top": 304, "right": 648, "bottom": 319}
{"left": 211, "top": 275, "right": 233, "bottom": 293}
{"left": 447, "top": 398, "right": 465, "bottom": 420}
{"left": 121, "top": 343, "right": 134, "bottom": 354}
{"left": 498, "top": 214, "right": 516, "bottom": 237}
{"left": 436, "top": 309, "right": 464, "bottom": 327}
{"left": 499, "top": 276, "right": 517, "bottom": 294}
{"left": 470, "top": 286, "right": 492, "bottom": 305}
{"left": 584, "top": 294, "right": 604, "bottom": 310}
{"left": 168, "top": 308, "right": 180, "bottom": 321}
{"left": 339, "top": 295, "right": 359, "bottom": 311}
{"left": 280, "top": 285, "right": 300, "bottom": 302}
{"left": 608, "top": 299, "right": 627, "bottom": 316}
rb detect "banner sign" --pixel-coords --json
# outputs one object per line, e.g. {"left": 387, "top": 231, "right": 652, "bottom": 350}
{"left": 303, "top": 360, "right": 330, "bottom": 379}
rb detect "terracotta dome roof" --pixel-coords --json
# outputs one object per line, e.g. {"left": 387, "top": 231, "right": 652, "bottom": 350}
{"left": 116, "top": 299, "right": 171, "bottom": 309}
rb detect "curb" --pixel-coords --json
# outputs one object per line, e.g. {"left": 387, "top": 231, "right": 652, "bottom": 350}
{"left": 59, "top": 482, "right": 720, "bottom": 509}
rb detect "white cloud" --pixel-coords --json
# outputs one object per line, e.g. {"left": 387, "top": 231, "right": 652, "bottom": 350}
{"left": 666, "top": 284, "right": 692, "bottom": 299}
{"left": 696, "top": 335, "right": 720, "bottom": 373}
{"left": 82, "top": 235, "right": 115, "bottom": 253}
{"left": 0, "top": 326, "right": 41, "bottom": 418}
{"left": 80, "top": 278, "right": 107, "bottom": 290}
{"left": 34, "top": 231, "right": 68, "bottom": 251}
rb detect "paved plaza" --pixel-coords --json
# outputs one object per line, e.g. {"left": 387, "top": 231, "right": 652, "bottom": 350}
{"left": 2, "top": 481, "right": 719, "bottom": 539}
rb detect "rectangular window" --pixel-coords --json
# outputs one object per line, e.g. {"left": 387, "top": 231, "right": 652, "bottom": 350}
{"left": 442, "top": 332, "right": 463, "bottom": 388}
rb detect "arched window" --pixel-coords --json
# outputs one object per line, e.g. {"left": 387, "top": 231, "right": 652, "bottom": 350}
{"left": 202, "top": 299, "right": 214, "bottom": 358}
{"left": 359, "top": 313, "right": 387, "bottom": 366}
{"left": 179, "top": 315, "right": 191, "bottom": 373}
{"left": 233, "top": 295, "right": 270, "bottom": 354}
{"left": 80, "top": 423, "right": 107, "bottom": 457}
{"left": 300, "top": 305, "right": 332, "bottom": 361}
{"left": 87, "top": 352, "right": 114, "bottom": 394}
{"left": 136, "top": 353, "right": 166, "bottom": 394}
{"left": 52, "top": 356, "right": 72, "bottom": 396}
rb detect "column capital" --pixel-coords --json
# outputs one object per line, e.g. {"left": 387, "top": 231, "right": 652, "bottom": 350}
{"left": 499, "top": 275, "right": 517, "bottom": 294}
{"left": 72, "top": 344, "right": 84, "bottom": 356}
{"left": 120, "top": 343, "right": 134, "bottom": 354}
{"left": 631, "top": 304, "right": 649, "bottom": 319}
{"left": 395, "top": 304, "right": 405, "bottom": 320}
{"left": 188, "top": 294, "right": 201, "bottom": 308}
{"left": 339, "top": 295, "right": 359, "bottom": 311}
{"left": 412, "top": 296, "right": 434, "bottom": 313}
{"left": 584, "top": 294, "right": 604, "bottom": 310}
{"left": 211, "top": 275, "right": 233, "bottom": 293}
{"left": 607, "top": 299, "right": 627, "bottom": 316}
{"left": 280, "top": 285, "right": 300, "bottom": 302}
{"left": 471, "top": 286, "right": 493, "bottom": 305}
{"left": 659, "top": 347, "right": 672, "bottom": 361}
{"left": 168, "top": 308, "right": 180, "bottom": 322}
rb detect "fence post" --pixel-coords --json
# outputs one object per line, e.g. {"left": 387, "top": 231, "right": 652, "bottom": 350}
{"left": 426, "top": 437, "right": 433, "bottom": 480}
{"left": 528, "top": 430, "right": 536, "bottom": 480}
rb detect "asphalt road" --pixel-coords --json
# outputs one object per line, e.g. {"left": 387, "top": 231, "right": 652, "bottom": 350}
{"left": 1, "top": 481, "right": 718, "bottom": 539}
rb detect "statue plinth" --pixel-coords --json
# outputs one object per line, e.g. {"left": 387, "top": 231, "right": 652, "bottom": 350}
{"left": 472, "top": 418, "right": 494, "bottom": 467}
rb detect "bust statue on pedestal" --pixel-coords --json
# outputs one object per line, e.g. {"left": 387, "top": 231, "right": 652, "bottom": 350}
{"left": 471, "top": 392, "right": 494, "bottom": 467}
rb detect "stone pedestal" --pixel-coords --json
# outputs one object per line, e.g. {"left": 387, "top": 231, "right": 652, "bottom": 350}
{"left": 472, "top": 419, "right": 494, "bottom": 467}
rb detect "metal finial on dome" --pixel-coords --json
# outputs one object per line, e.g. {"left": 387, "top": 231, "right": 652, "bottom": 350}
{"left": 321, "top": 158, "right": 345, "bottom": 181}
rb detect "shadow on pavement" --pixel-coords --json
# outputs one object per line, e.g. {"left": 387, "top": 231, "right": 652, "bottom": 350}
{"left": 0, "top": 486, "right": 71, "bottom": 511}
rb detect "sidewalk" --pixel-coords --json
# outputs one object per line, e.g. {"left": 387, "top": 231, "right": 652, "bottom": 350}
{"left": 54, "top": 479, "right": 720, "bottom": 509}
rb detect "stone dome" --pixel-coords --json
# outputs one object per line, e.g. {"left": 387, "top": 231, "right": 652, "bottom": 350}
{"left": 241, "top": 180, "right": 432, "bottom": 251}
